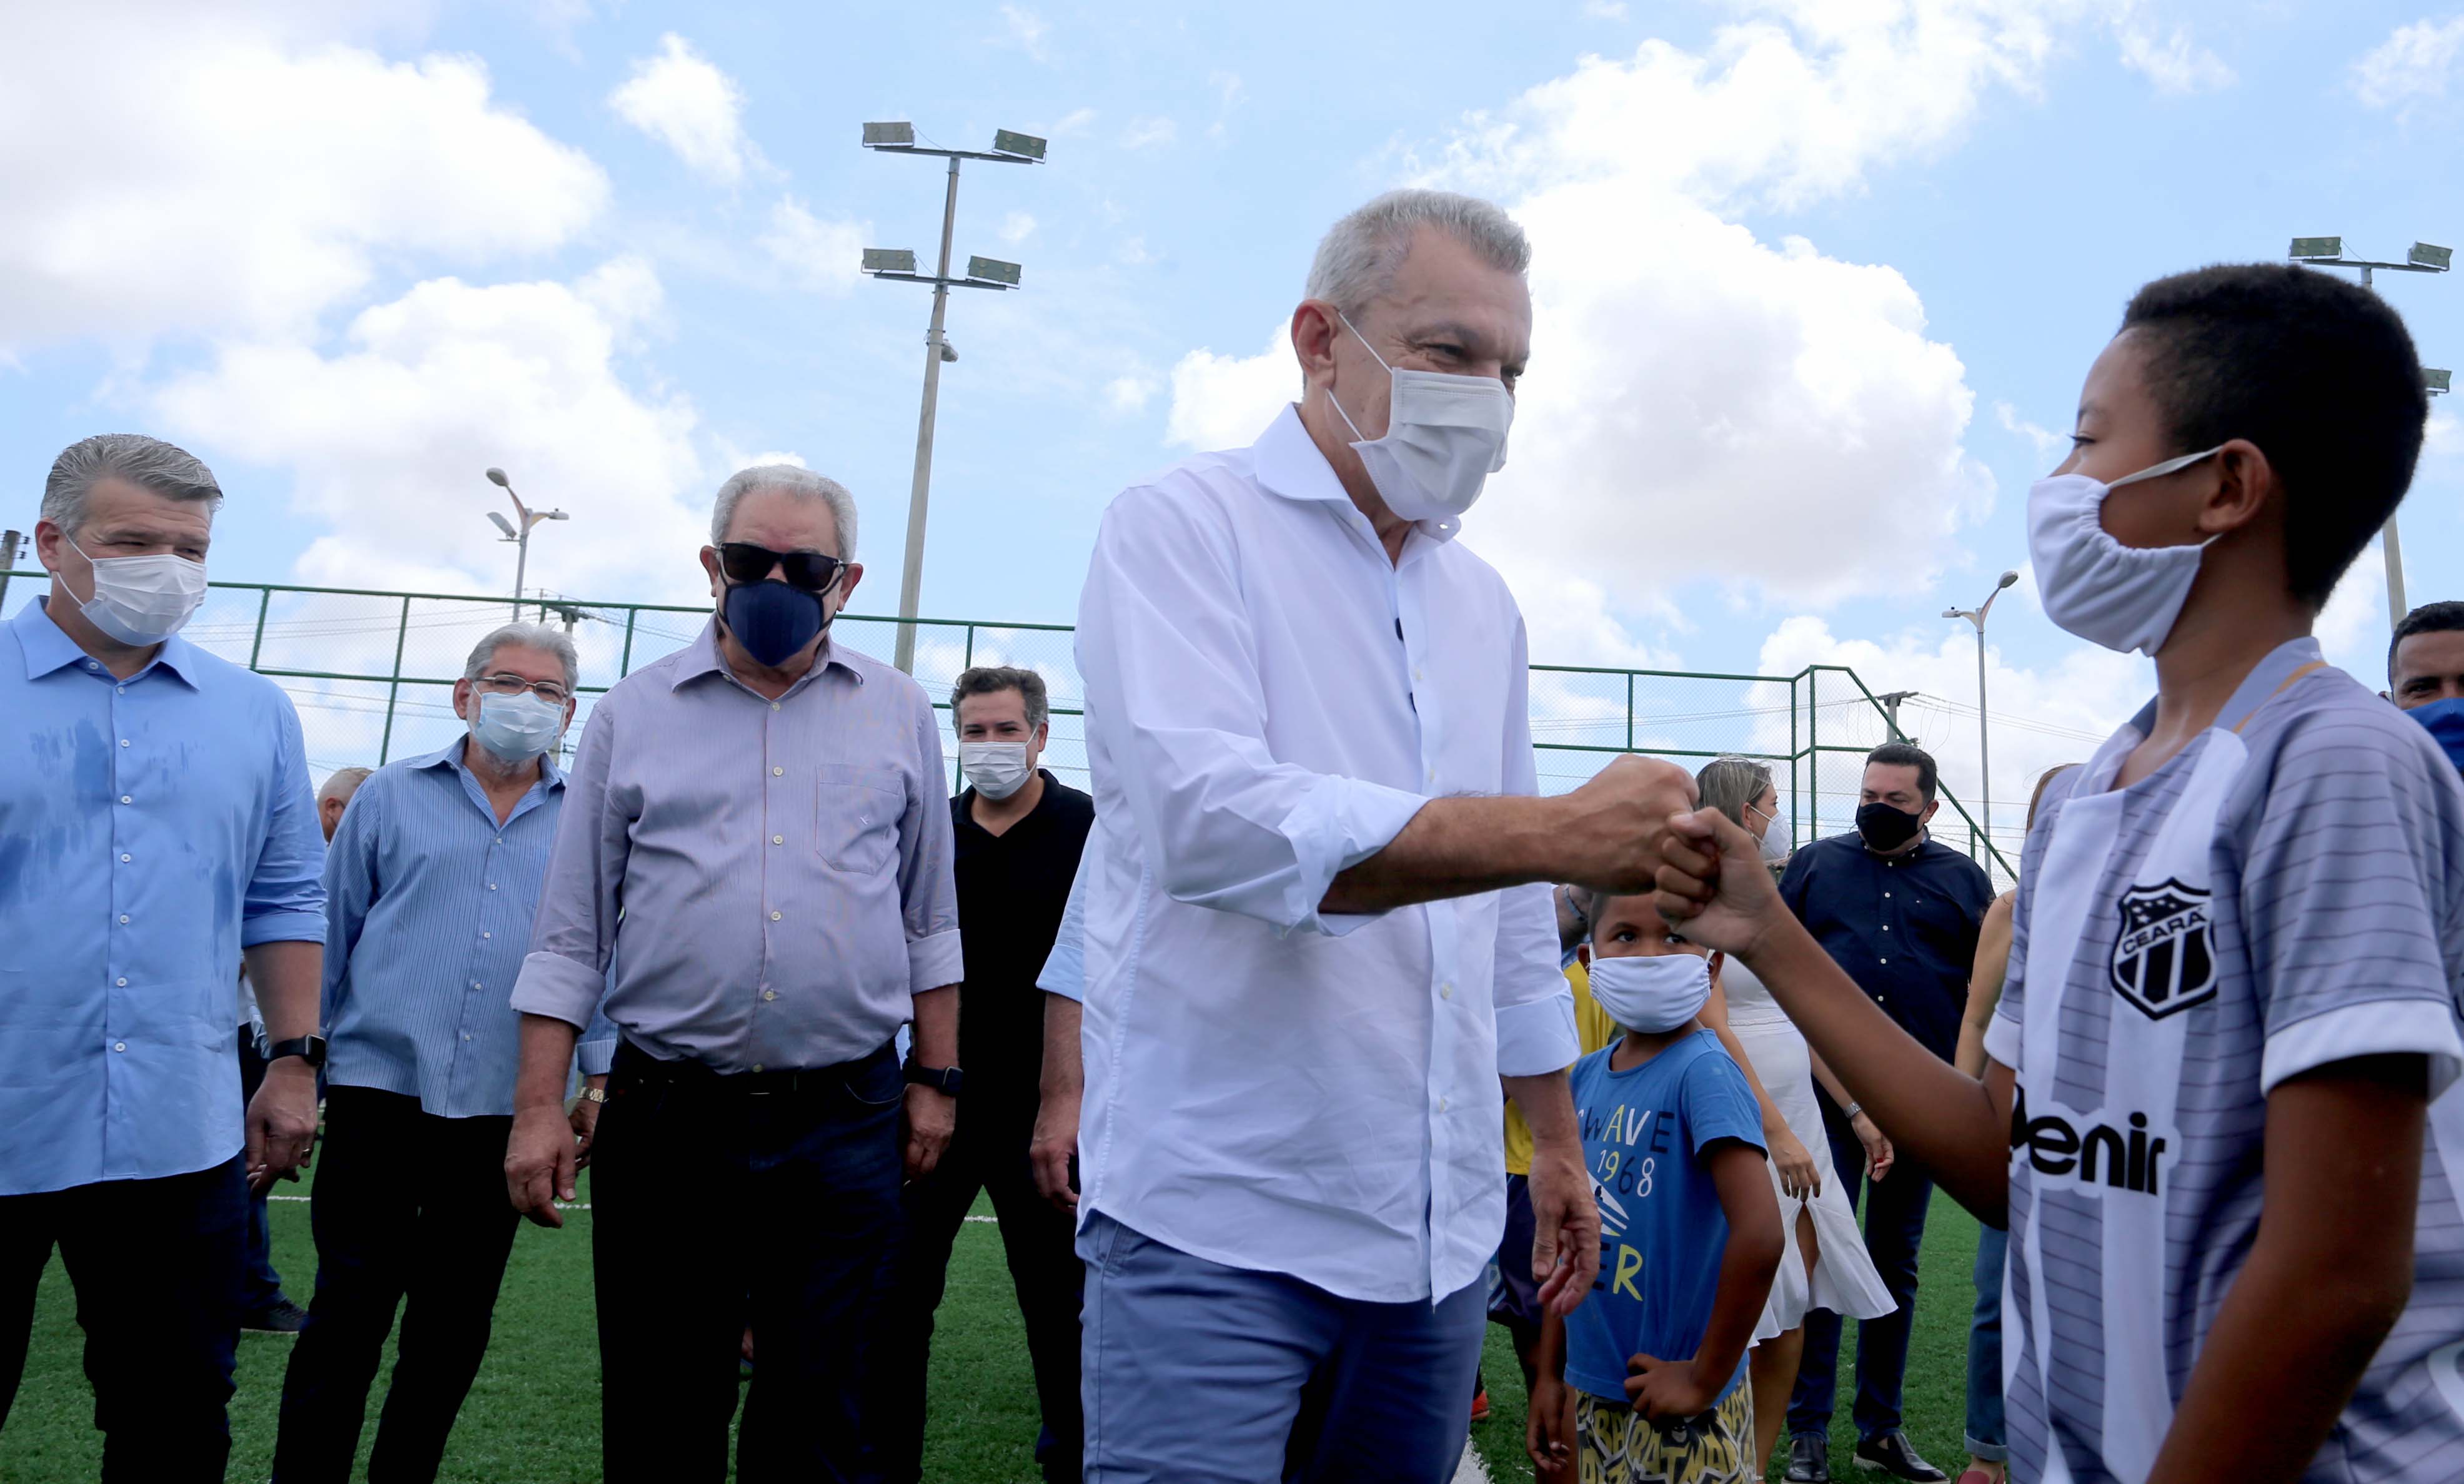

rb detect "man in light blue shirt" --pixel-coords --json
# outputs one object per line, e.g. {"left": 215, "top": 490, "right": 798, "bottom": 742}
{"left": 272, "top": 623, "right": 579, "bottom": 1484}
{"left": 0, "top": 434, "right": 326, "bottom": 1480}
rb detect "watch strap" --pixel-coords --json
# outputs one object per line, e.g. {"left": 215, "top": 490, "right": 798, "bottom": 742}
{"left": 266, "top": 1034, "right": 327, "bottom": 1068}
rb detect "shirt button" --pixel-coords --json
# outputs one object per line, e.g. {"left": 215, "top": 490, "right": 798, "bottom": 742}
{"left": 119, "top": 914, "right": 129, "bottom": 924}
{"left": 489, "top": 883, "right": 497, "bottom": 891}
{"left": 87, "top": 661, "right": 100, "bottom": 671}
{"left": 1441, "top": 982, "right": 1454, "bottom": 1001}
{"left": 763, "top": 990, "right": 778, "bottom": 1001}
{"left": 1879, "top": 957, "right": 1889, "bottom": 964}
{"left": 120, "top": 853, "right": 131, "bottom": 863}
{"left": 752, "top": 1063, "right": 765, "bottom": 1074}
{"left": 773, "top": 766, "right": 784, "bottom": 776}
{"left": 770, "top": 910, "right": 783, "bottom": 921}
{"left": 119, "top": 795, "right": 131, "bottom": 804}
{"left": 1426, "top": 766, "right": 1437, "bottom": 783}
{"left": 113, "top": 1042, "right": 126, "bottom": 1052}
{"left": 482, "top": 931, "right": 492, "bottom": 939}
{"left": 771, "top": 702, "right": 781, "bottom": 711}
{"left": 1439, "top": 1096, "right": 1450, "bottom": 1112}
{"left": 462, "top": 1031, "right": 473, "bottom": 1041}
{"left": 1882, "top": 925, "right": 1890, "bottom": 932}
{"left": 116, "top": 977, "right": 128, "bottom": 987}
{"left": 119, "top": 739, "right": 130, "bottom": 748}
{"left": 115, "top": 686, "right": 125, "bottom": 695}
{"left": 1414, "top": 666, "right": 1426, "bottom": 681}
{"left": 772, "top": 834, "right": 784, "bottom": 846}
{"left": 471, "top": 981, "right": 482, "bottom": 989}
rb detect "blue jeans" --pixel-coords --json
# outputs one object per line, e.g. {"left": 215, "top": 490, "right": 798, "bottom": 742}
{"left": 234, "top": 1027, "right": 291, "bottom": 1315}
{"left": 1791, "top": 1087, "right": 1935, "bottom": 1441}
{"left": 592, "top": 1039, "right": 906, "bottom": 1484}
{"left": 1078, "top": 1210, "right": 1486, "bottom": 1483}
{"left": 0, "top": 1155, "right": 251, "bottom": 1481}
{"left": 1965, "top": 1224, "right": 2007, "bottom": 1463}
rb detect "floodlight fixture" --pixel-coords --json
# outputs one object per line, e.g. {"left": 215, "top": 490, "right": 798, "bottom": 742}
{"left": 2430, "top": 368, "right": 2453, "bottom": 395}
{"left": 1995, "top": 568, "right": 2020, "bottom": 590}
{"left": 2413, "top": 242, "right": 2454, "bottom": 271}
{"left": 966, "top": 255, "right": 1023, "bottom": 287}
{"left": 863, "top": 248, "right": 920, "bottom": 275}
{"left": 2289, "top": 236, "right": 2345, "bottom": 262}
{"left": 487, "top": 512, "right": 517, "bottom": 540}
{"left": 993, "top": 129, "right": 1047, "bottom": 160}
{"left": 863, "top": 121, "right": 917, "bottom": 147}
{"left": 485, "top": 467, "right": 510, "bottom": 487}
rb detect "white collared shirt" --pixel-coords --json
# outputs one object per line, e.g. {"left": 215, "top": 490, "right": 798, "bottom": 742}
{"left": 1073, "top": 403, "right": 1579, "bottom": 1304}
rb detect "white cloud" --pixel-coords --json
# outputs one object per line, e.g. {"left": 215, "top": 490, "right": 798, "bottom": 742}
{"left": 757, "top": 199, "right": 869, "bottom": 295}
{"left": 2117, "top": 22, "right": 2233, "bottom": 95}
{"left": 0, "top": 6, "right": 607, "bottom": 349}
{"left": 2352, "top": 16, "right": 2464, "bottom": 109}
{"left": 1208, "top": 71, "right": 1246, "bottom": 139}
{"left": 1050, "top": 107, "right": 1098, "bottom": 136}
{"left": 1105, "top": 373, "right": 1161, "bottom": 415}
{"left": 151, "top": 265, "right": 711, "bottom": 601}
{"left": 1116, "top": 237, "right": 1155, "bottom": 267}
{"left": 999, "top": 211, "right": 1038, "bottom": 245}
{"left": 1121, "top": 116, "right": 1178, "bottom": 151}
{"left": 1166, "top": 325, "right": 1293, "bottom": 452}
{"left": 999, "top": 4, "right": 1050, "bottom": 62}
{"left": 1995, "top": 400, "right": 2068, "bottom": 463}
{"left": 1585, "top": 0, "right": 1630, "bottom": 17}
{"left": 608, "top": 33, "right": 762, "bottom": 184}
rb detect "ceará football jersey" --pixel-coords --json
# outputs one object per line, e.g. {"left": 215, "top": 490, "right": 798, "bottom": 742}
{"left": 1984, "top": 637, "right": 2464, "bottom": 1484}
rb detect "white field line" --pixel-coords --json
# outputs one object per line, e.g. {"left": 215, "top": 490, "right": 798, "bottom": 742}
{"left": 266, "top": 1195, "right": 997, "bottom": 1222}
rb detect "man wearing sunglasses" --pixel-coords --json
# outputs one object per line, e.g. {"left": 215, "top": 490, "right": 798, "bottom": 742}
{"left": 505, "top": 465, "right": 963, "bottom": 1483}
{"left": 272, "top": 623, "right": 579, "bottom": 1482}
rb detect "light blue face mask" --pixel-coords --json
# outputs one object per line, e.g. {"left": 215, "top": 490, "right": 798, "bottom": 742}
{"left": 470, "top": 691, "right": 565, "bottom": 762}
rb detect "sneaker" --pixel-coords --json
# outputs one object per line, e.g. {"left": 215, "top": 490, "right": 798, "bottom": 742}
{"left": 241, "top": 1299, "right": 309, "bottom": 1334}
{"left": 1786, "top": 1432, "right": 1831, "bottom": 1483}
{"left": 1469, "top": 1385, "right": 1491, "bottom": 1425}
{"left": 1855, "top": 1432, "right": 1949, "bottom": 1482}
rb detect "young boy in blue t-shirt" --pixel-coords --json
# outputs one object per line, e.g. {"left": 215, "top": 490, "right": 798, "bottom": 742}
{"left": 1528, "top": 891, "right": 1782, "bottom": 1484}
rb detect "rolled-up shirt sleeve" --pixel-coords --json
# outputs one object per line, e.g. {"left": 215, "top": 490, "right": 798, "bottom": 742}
{"left": 1077, "top": 485, "right": 1426, "bottom": 937}
{"left": 575, "top": 1001, "right": 619, "bottom": 1077}
{"left": 1489, "top": 617, "right": 1579, "bottom": 1076}
{"left": 512, "top": 695, "right": 627, "bottom": 1029}
{"left": 241, "top": 696, "right": 329, "bottom": 947}
{"left": 900, "top": 696, "right": 965, "bottom": 996}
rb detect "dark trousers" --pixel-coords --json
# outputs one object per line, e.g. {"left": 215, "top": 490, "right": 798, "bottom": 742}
{"left": 1789, "top": 1087, "right": 1935, "bottom": 1440}
{"left": 594, "top": 1039, "right": 905, "bottom": 1484}
{"left": 873, "top": 1097, "right": 1083, "bottom": 1484}
{"left": 271, "top": 1086, "right": 518, "bottom": 1483}
{"left": 0, "top": 1155, "right": 249, "bottom": 1481}
{"left": 236, "top": 1027, "right": 291, "bottom": 1315}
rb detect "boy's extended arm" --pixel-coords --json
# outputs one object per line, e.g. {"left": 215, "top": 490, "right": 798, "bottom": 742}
{"left": 1625, "top": 1140, "right": 1783, "bottom": 1419}
{"left": 1527, "top": 1309, "right": 1576, "bottom": 1477}
{"left": 2144, "top": 1054, "right": 2427, "bottom": 1484}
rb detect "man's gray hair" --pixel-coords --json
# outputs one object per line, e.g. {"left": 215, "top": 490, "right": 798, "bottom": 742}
{"left": 710, "top": 465, "right": 859, "bottom": 561}
{"left": 1304, "top": 189, "right": 1531, "bottom": 321}
{"left": 318, "top": 766, "right": 374, "bottom": 806}
{"left": 463, "top": 622, "right": 581, "bottom": 693}
{"left": 41, "top": 434, "right": 224, "bottom": 536}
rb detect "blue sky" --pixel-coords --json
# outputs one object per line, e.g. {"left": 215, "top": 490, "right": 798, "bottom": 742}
{"left": 7, "top": 0, "right": 2464, "bottom": 839}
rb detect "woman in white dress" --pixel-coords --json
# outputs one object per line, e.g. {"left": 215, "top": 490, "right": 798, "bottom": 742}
{"left": 1692, "top": 757, "right": 1899, "bottom": 1475}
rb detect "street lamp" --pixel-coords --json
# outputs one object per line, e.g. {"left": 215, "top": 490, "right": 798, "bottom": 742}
{"left": 483, "top": 467, "right": 569, "bottom": 623}
{"left": 860, "top": 121, "right": 1045, "bottom": 674}
{"left": 2288, "top": 237, "right": 2452, "bottom": 625}
{"left": 1945, "top": 569, "right": 2020, "bottom": 875}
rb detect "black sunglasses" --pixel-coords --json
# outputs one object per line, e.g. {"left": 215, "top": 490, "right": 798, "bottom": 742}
{"left": 718, "top": 542, "right": 847, "bottom": 593}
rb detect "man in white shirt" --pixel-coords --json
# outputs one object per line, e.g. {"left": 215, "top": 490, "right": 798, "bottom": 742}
{"left": 1072, "top": 188, "right": 1676, "bottom": 1483}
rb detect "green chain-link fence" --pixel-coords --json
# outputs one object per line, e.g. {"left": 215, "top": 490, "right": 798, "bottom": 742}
{"left": 1, "top": 571, "right": 2014, "bottom": 884}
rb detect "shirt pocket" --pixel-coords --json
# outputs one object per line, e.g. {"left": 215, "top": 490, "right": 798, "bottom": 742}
{"left": 815, "top": 764, "right": 905, "bottom": 876}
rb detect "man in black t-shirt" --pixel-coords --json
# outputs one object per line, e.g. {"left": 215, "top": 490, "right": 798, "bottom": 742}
{"left": 873, "top": 666, "right": 1092, "bottom": 1484}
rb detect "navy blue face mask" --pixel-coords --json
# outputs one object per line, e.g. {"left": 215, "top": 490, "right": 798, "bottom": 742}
{"left": 722, "top": 578, "right": 831, "bottom": 668}
{"left": 2408, "top": 697, "right": 2464, "bottom": 773}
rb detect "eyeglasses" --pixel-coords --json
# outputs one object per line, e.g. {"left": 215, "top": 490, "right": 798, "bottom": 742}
{"left": 717, "top": 542, "right": 848, "bottom": 593}
{"left": 472, "top": 673, "right": 572, "bottom": 706}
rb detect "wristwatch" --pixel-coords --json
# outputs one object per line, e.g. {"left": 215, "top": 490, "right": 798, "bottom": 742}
{"left": 575, "top": 1087, "right": 607, "bottom": 1105}
{"left": 903, "top": 1059, "right": 965, "bottom": 1097}
{"left": 266, "top": 1034, "right": 327, "bottom": 1069}
{"left": 1842, "top": 1101, "right": 1865, "bottom": 1122}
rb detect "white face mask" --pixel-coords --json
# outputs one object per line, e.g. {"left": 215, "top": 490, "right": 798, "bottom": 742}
{"left": 470, "top": 691, "right": 566, "bottom": 762}
{"left": 2026, "top": 445, "right": 2223, "bottom": 656}
{"left": 1326, "top": 310, "right": 1514, "bottom": 524}
{"left": 1586, "top": 952, "right": 1713, "bottom": 1034}
{"left": 1747, "top": 799, "right": 1791, "bottom": 863}
{"left": 960, "top": 741, "right": 1033, "bottom": 800}
{"left": 67, "top": 537, "right": 209, "bottom": 646}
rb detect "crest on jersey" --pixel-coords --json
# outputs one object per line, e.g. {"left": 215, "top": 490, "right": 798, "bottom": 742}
{"left": 2110, "top": 878, "right": 2217, "bottom": 1019}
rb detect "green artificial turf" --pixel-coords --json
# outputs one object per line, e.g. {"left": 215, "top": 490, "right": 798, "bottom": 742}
{"left": 3, "top": 1171, "right": 1985, "bottom": 1482}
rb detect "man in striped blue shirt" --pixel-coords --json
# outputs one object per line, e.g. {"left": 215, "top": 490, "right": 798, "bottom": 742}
{"left": 271, "top": 623, "right": 581, "bottom": 1484}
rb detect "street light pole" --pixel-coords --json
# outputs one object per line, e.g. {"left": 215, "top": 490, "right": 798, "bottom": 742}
{"left": 2288, "top": 237, "right": 2452, "bottom": 625}
{"left": 859, "top": 122, "right": 1046, "bottom": 673}
{"left": 484, "top": 467, "right": 569, "bottom": 623}
{"left": 1945, "top": 569, "right": 2019, "bottom": 872}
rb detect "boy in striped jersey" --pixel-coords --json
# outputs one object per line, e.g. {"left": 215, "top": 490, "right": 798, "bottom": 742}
{"left": 1650, "top": 263, "right": 2464, "bottom": 1484}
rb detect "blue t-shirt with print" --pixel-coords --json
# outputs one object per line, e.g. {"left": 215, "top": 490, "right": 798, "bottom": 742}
{"left": 1562, "top": 1027, "right": 1766, "bottom": 1407}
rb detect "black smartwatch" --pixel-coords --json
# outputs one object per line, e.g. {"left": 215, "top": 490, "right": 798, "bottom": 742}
{"left": 266, "top": 1034, "right": 327, "bottom": 1069}
{"left": 902, "top": 1059, "right": 963, "bottom": 1097}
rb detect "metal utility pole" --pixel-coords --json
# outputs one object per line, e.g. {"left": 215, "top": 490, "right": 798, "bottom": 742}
{"left": 1875, "top": 690, "right": 1919, "bottom": 742}
{"left": 1945, "top": 570, "right": 2020, "bottom": 867}
{"left": 483, "top": 467, "right": 569, "bottom": 623}
{"left": 860, "top": 121, "right": 1046, "bottom": 673}
{"left": 2289, "top": 237, "right": 2452, "bottom": 625}
{"left": 0, "top": 529, "right": 22, "bottom": 611}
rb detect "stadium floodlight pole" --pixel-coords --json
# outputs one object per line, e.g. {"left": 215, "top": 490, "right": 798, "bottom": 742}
{"left": 860, "top": 121, "right": 1045, "bottom": 673}
{"left": 484, "top": 467, "right": 570, "bottom": 623}
{"left": 2288, "top": 237, "right": 2452, "bottom": 625}
{"left": 1945, "top": 569, "right": 2020, "bottom": 869}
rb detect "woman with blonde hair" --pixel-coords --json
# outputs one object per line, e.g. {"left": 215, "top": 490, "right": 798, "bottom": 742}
{"left": 1691, "top": 756, "right": 1897, "bottom": 1475}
